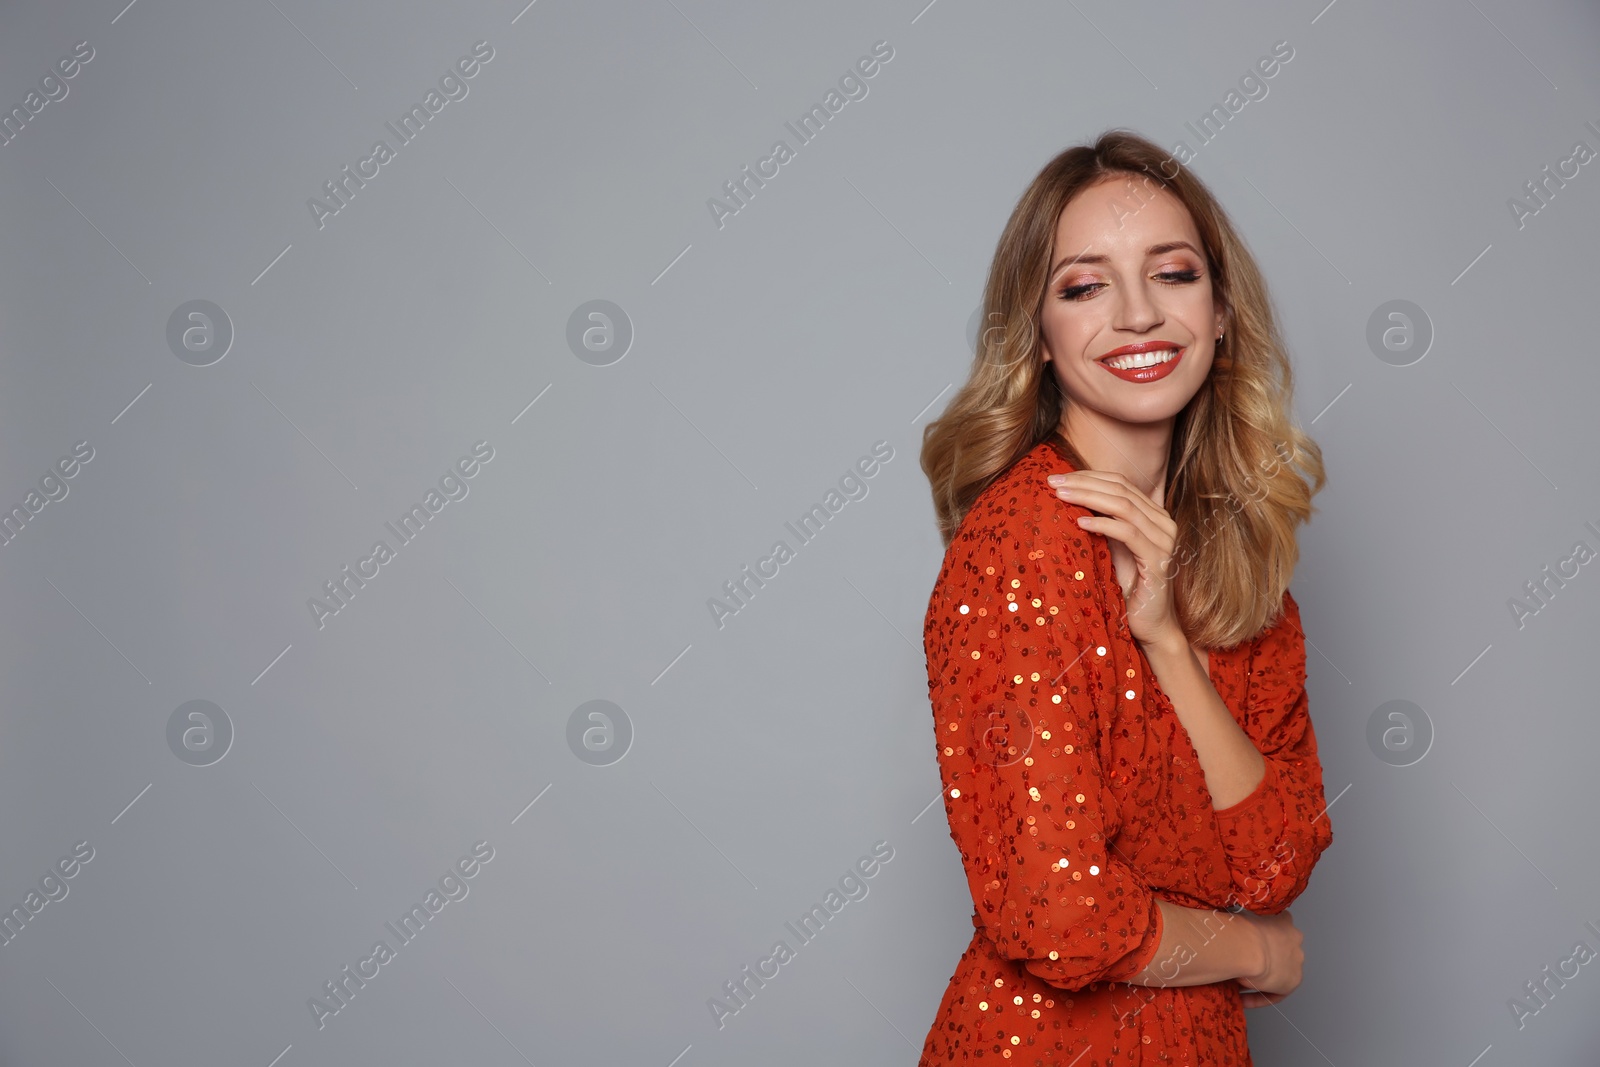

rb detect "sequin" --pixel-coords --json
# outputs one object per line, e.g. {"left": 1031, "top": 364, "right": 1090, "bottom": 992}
{"left": 917, "top": 434, "right": 1334, "bottom": 1066}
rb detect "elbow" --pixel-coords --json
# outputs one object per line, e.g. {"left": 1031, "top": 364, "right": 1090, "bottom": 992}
{"left": 982, "top": 899, "right": 1163, "bottom": 991}
{"left": 1021, "top": 956, "right": 1123, "bottom": 992}
{"left": 1231, "top": 829, "right": 1332, "bottom": 914}
{"left": 984, "top": 927, "right": 1089, "bottom": 987}
{"left": 1233, "top": 873, "right": 1303, "bottom": 915}
{"left": 1015, "top": 943, "right": 1158, "bottom": 992}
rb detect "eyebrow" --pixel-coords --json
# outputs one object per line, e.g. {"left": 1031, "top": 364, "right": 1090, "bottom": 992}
{"left": 1050, "top": 240, "right": 1202, "bottom": 279}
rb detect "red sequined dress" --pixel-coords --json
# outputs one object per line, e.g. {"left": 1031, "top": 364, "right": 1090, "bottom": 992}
{"left": 918, "top": 433, "right": 1334, "bottom": 1065}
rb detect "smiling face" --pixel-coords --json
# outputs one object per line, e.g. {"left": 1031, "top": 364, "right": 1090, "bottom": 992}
{"left": 1040, "top": 173, "right": 1224, "bottom": 446}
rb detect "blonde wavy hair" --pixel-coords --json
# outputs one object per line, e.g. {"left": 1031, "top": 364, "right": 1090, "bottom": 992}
{"left": 920, "top": 128, "right": 1326, "bottom": 649}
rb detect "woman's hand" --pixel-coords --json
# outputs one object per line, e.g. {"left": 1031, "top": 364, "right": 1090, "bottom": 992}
{"left": 1237, "top": 909, "right": 1305, "bottom": 1000}
{"left": 1046, "top": 469, "right": 1182, "bottom": 649}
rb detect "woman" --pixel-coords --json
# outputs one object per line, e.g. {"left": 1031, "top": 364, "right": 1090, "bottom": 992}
{"left": 917, "top": 129, "right": 1334, "bottom": 1065}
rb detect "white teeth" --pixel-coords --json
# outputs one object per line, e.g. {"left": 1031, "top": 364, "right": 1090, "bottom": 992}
{"left": 1102, "top": 347, "right": 1178, "bottom": 371}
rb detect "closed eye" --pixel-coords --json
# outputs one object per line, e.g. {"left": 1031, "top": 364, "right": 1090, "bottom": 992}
{"left": 1058, "top": 269, "right": 1202, "bottom": 301}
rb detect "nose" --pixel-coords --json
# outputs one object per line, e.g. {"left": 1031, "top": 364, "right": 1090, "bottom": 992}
{"left": 1112, "top": 278, "right": 1162, "bottom": 334}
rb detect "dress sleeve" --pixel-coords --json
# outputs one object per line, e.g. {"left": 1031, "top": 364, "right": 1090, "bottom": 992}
{"left": 1210, "top": 590, "right": 1335, "bottom": 914}
{"left": 927, "top": 501, "right": 1164, "bottom": 991}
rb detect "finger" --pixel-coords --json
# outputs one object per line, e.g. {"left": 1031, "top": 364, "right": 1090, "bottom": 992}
{"left": 1055, "top": 486, "right": 1175, "bottom": 557}
{"left": 1074, "top": 513, "right": 1174, "bottom": 577}
{"left": 1074, "top": 517, "right": 1173, "bottom": 592}
{"left": 1052, "top": 477, "right": 1176, "bottom": 542}
{"left": 1237, "top": 985, "right": 1288, "bottom": 1007}
{"left": 1053, "top": 470, "right": 1176, "bottom": 530}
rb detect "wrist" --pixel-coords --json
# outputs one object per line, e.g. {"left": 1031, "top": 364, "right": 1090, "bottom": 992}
{"left": 1239, "top": 915, "right": 1269, "bottom": 985}
{"left": 1139, "top": 629, "right": 1192, "bottom": 662}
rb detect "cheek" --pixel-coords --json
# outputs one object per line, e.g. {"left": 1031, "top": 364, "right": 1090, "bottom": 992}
{"left": 1150, "top": 268, "right": 1211, "bottom": 312}
{"left": 1177, "top": 283, "right": 1218, "bottom": 327}
{"left": 1040, "top": 305, "right": 1098, "bottom": 359}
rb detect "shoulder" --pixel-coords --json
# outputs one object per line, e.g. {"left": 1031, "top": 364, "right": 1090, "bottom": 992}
{"left": 922, "top": 439, "right": 1113, "bottom": 674}
{"left": 1247, "top": 588, "right": 1305, "bottom": 670}
{"left": 930, "top": 439, "right": 1103, "bottom": 606}
{"left": 946, "top": 439, "right": 1094, "bottom": 560}
{"left": 1257, "top": 589, "right": 1302, "bottom": 640}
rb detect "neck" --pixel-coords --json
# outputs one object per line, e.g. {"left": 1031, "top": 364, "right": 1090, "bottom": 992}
{"left": 1058, "top": 408, "right": 1176, "bottom": 507}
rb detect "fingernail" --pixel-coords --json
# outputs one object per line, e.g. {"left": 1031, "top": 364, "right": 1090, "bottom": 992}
{"left": 1047, "top": 474, "right": 1065, "bottom": 485}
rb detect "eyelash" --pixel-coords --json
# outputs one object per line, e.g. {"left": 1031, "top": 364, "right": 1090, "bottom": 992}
{"left": 1058, "top": 269, "right": 1202, "bottom": 301}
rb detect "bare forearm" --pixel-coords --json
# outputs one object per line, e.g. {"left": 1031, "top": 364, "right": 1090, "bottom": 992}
{"left": 1126, "top": 899, "right": 1265, "bottom": 988}
{"left": 1141, "top": 636, "right": 1265, "bottom": 809}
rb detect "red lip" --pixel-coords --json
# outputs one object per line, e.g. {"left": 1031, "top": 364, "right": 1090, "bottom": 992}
{"left": 1096, "top": 340, "right": 1185, "bottom": 360}
{"left": 1098, "top": 345, "right": 1184, "bottom": 384}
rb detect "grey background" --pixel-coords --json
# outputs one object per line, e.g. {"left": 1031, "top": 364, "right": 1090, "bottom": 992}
{"left": 1, "top": 0, "right": 1598, "bottom": 1064}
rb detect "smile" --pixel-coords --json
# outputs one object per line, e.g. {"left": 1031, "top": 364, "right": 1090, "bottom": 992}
{"left": 1098, "top": 346, "right": 1183, "bottom": 382}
